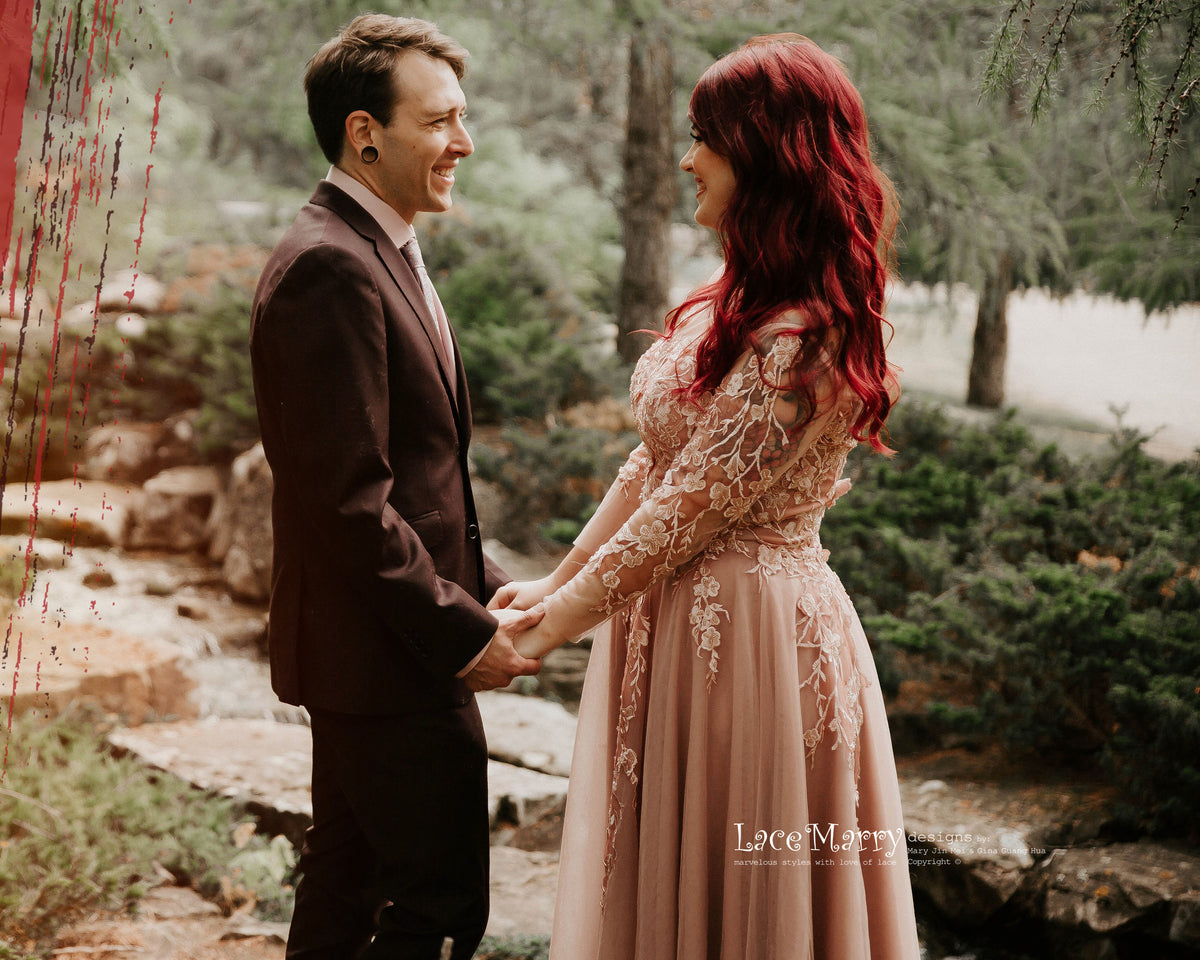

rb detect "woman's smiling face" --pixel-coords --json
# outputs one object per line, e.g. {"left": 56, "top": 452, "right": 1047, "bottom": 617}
{"left": 679, "top": 125, "right": 737, "bottom": 231}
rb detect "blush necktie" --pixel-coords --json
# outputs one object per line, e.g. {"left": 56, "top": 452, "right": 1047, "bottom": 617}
{"left": 400, "top": 236, "right": 456, "bottom": 381}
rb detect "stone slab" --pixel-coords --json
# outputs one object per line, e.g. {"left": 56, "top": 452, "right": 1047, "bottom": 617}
{"left": 477, "top": 690, "right": 578, "bottom": 777}
{"left": 108, "top": 718, "right": 314, "bottom": 847}
{"left": 0, "top": 601, "right": 195, "bottom": 723}
{"left": 0, "top": 478, "right": 139, "bottom": 547}
{"left": 107, "top": 717, "right": 570, "bottom": 846}
{"left": 486, "top": 846, "right": 559, "bottom": 938}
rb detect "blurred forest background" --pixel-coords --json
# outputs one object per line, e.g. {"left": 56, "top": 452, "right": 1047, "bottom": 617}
{"left": 3, "top": 0, "right": 1199, "bottom": 889}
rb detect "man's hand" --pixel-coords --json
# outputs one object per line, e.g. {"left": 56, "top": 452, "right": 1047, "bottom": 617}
{"left": 463, "top": 605, "right": 545, "bottom": 692}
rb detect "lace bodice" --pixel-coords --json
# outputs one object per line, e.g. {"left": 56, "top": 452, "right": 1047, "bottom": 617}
{"left": 627, "top": 313, "right": 857, "bottom": 545}
{"left": 540, "top": 310, "right": 858, "bottom": 648}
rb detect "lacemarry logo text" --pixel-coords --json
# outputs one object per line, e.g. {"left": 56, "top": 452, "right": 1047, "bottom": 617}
{"left": 733, "top": 822, "right": 905, "bottom": 859}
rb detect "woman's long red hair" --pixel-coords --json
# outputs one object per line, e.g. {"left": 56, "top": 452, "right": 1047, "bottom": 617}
{"left": 668, "top": 34, "right": 898, "bottom": 452}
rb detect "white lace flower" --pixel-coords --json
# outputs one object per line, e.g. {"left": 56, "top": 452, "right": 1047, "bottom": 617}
{"left": 635, "top": 519, "right": 669, "bottom": 553}
{"left": 690, "top": 605, "right": 721, "bottom": 630}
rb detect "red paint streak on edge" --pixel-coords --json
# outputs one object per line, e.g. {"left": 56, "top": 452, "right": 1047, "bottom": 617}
{"left": 1, "top": 0, "right": 38, "bottom": 274}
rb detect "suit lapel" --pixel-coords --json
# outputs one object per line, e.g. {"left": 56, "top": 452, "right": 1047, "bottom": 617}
{"left": 310, "top": 183, "right": 462, "bottom": 420}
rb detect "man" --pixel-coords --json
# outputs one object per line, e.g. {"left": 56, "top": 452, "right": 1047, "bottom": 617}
{"left": 249, "top": 15, "right": 542, "bottom": 959}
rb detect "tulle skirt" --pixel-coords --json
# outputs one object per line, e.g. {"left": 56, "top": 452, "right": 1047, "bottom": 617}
{"left": 549, "top": 544, "right": 921, "bottom": 960}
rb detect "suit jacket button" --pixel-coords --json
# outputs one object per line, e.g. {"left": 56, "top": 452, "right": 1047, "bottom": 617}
{"left": 467, "top": 523, "right": 480, "bottom": 541}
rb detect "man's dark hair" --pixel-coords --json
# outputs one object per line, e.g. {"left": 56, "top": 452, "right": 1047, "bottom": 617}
{"left": 304, "top": 14, "right": 468, "bottom": 164}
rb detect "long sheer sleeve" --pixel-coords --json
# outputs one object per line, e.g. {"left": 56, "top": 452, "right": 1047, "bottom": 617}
{"left": 530, "top": 332, "right": 843, "bottom": 649}
{"left": 573, "top": 442, "right": 652, "bottom": 556}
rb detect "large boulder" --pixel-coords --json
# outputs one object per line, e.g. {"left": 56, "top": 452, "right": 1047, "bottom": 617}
{"left": 210, "top": 442, "right": 272, "bottom": 602}
{"left": 82, "top": 423, "right": 165, "bottom": 483}
{"left": 96, "top": 269, "right": 167, "bottom": 314}
{"left": 477, "top": 690, "right": 578, "bottom": 778}
{"left": 82, "top": 414, "right": 203, "bottom": 484}
{"left": 125, "top": 466, "right": 224, "bottom": 553}
{"left": 0, "top": 601, "right": 195, "bottom": 723}
{"left": 0, "top": 478, "right": 138, "bottom": 546}
{"left": 900, "top": 775, "right": 1200, "bottom": 955}
{"left": 1040, "top": 844, "right": 1200, "bottom": 951}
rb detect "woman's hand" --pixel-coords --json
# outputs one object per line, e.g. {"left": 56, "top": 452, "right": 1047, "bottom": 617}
{"left": 512, "top": 617, "right": 568, "bottom": 659}
{"left": 488, "top": 575, "right": 556, "bottom": 612}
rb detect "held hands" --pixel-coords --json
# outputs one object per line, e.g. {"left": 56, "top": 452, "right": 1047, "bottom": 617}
{"left": 487, "top": 576, "right": 570, "bottom": 659}
{"left": 487, "top": 546, "right": 594, "bottom": 660}
{"left": 487, "top": 575, "right": 556, "bottom": 613}
{"left": 463, "top": 605, "right": 544, "bottom": 693}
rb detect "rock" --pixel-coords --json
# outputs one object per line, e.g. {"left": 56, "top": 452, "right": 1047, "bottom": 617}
{"left": 481, "top": 538, "right": 559, "bottom": 583}
{"left": 535, "top": 641, "right": 591, "bottom": 712}
{"left": 126, "top": 466, "right": 224, "bottom": 552}
{"left": 114, "top": 311, "right": 149, "bottom": 338}
{"left": 900, "top": 774, "right": 1200, "bottom": 954}
{"left": 187, "top": 654, "right": 301, "bottom": 723}
{"left": 1172, "top": 890, "right": 1200, "bottom": 945}
{"left": 212, "top": 443, "right": 272, "bottom": 602}
{"left": 108, "top": 718, "right": 314, "bottom": 846}
{"left": 477, "top": 690, "right": 577, "bottom": 777}
{"left": 486, "top": 846, "right": 559, "bottom": 938}
{"left": 53, "top": 900, "right": 287, "bottom": 960}
{"left": 0, "top": 477, "right": 137, "bottom": 547}
{"left": 0, "top": 283, "right": 52, "bottom": 322}
{"left": 106, "top": 714, "right": 570, "bottom": 849}
{"left": 84, "top": 569, "right": 117, "bottom": 588}
{"left": 137, "top": 885, "right": 221, "bottom": 920}
{"left": 901, "top": 776, "right": 1047, "bottom": 925}
{"left": 487, "top": 759, "right": 570, "bottom": 831}
{"left": 97, "top": 269, "right": 166, "bottom": 314}
{"left": 0, "top": 603, "right": 196, "bottom": 723}
{"left": 1040, "top": 844, "right": 1200, "bottom": 946}
{"left": 221, "top": 914, "right": 289, "bottom": 944}
{"left": 61, "top": 300, "right": 103, "bottom": 331}
{"left": 0, "top": 535, "right": 68, "bottom": 572}
{"left": 83, "top": 423, "right": 165, "bottom": 482}
{"left": 561, "top": 397, "right": 637, "bottom": 434}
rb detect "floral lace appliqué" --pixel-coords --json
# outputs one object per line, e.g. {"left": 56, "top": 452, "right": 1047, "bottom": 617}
{"left": 587, "top": 313, "right": 872, "bottom": 891}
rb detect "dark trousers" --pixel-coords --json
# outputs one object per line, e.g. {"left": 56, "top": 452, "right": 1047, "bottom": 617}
{"left": 285, "top": 701, "right": 490, "bottom": 960}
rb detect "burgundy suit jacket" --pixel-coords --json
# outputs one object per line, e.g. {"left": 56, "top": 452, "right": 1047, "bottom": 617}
{"left": 250, "top": 181, "right": 506, "bottom": 714}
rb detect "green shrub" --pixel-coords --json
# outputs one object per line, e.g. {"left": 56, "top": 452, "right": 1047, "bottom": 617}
{"left": 475, "top": 933, "right": 551, "bottom": 960}
{"left": 475, "top": 425, "right": 636, "bottom": 551}
{"left": 823, "top": 401, "right": 1200, "bottom": 837}
{"left": 90, "top": 279, "right": 259, "bottom": 460}
{"left": 0, "top": 710, "right": 295, "bottom": 947}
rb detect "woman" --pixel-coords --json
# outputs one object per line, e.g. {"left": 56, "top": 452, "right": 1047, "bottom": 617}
{"left": 493, "top": 34, "right": 921, "bottom": 959}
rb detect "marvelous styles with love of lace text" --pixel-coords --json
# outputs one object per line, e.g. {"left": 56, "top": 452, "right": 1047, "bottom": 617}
{"left": 733, "top": 822, "right": 908, "bottom": 859}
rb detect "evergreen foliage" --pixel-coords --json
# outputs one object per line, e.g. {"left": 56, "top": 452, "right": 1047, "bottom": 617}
{"left": 824, "top": 403, "right": 1200, "bottom": 837}
{"left": 0, "top": 711, "right": 295, "bottom": 950}
{"left": 474, "top": 424, "right": 639, "bottom": 550}
{"left": 986, "top": 0, "right": 1200, "bottom": 220}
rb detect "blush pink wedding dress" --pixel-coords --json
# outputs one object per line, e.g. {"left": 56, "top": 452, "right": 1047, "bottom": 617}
{"left": 545, "top": 309, "right": 921, "bottom": 960}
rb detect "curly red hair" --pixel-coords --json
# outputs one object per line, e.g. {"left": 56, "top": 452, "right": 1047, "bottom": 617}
{"left": 668, "top": 34, "right": 898, "bottom": 452}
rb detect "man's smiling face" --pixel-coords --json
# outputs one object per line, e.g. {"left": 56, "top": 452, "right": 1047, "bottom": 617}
{"left": 369, "top": 50, "right": 473, "bottom": 223}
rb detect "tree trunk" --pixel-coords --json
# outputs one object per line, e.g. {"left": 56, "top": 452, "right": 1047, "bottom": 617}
{"left": 966, "top": 251, "right": 1015, "bottom": 408}
{"left": 616, "top": 22, "right": 675, "bottom": 364}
